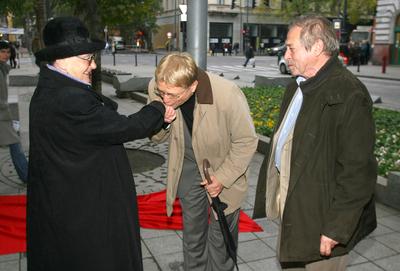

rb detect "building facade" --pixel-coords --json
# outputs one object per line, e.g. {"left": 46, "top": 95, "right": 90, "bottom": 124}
{"left": 372, "top": 0, "right": 400, "bottom": 65}
{"left": 153, "top": 0, "right": 288, "bottom": 53}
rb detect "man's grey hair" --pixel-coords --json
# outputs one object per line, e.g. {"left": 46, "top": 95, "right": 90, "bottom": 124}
{"left": 289, "top": 15, "right": 339, "bottom": 56}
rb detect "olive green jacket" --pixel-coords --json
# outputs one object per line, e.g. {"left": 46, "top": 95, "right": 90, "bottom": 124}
{"left": 254, "top": 56, "right": 377, "bottom": 262}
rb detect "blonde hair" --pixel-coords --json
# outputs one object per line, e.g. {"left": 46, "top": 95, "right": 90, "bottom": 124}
{"left": 155, "top": 53, "right": 198, "bottom": 88}
{"left": 290, "top": 15, "right": 339, "bottom": 56}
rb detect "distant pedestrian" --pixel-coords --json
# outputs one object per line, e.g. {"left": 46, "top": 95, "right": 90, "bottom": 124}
{"left": 0, "top": 40, "right": 28, "bottom": 183}
{"left": 259, "top": 42, "right": 265, "bottom": 55}
{"left": 243, "top": 45, "right": 255, "bottom": 67}
{"left": 9, "top": 42, "right": 17, "bottom": 68}
{"left": 254, "top": 15, "right": 377, "bottom": 271}
{"left": 28, "top": 17, "right": 176, "bottom": 271}
{"left": 233, "top": 42, "right": 239, "bottom": 55}
{"left": 210, "top": 43, "right": 216, "bottom": 56}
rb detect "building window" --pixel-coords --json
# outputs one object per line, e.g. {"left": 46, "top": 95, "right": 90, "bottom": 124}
{"left": 218, "top": 0, "right": 225, "bottom": 5}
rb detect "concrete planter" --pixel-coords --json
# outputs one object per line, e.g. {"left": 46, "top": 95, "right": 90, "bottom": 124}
{"left": 9, "top": 74, "right": 38, "bottom": 86}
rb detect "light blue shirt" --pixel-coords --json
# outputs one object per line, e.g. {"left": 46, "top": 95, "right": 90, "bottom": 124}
{"left": 46, "top": 64, "right": 91, "bottom": 86}
{"left": 275, "top": 76, "right": 306, "bottom": 171}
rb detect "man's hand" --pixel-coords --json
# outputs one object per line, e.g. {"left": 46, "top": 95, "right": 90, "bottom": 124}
{"left": 200, "top": 175, "right": 223, "bottom": 198}
{"left": 320, "top": 235, "right": 339, "bottom": 256}
{"left": 164, "top": 105, "right": 176, "bottom": 123}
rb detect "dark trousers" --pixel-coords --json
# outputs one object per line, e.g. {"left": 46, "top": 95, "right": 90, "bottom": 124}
{"left": 179, "top": 182, "right": 239, "bottom": 271}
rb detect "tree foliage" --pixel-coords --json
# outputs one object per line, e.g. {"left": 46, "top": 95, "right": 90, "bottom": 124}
{"left": 270, "top": 0, "right": 376, "bottom": 25}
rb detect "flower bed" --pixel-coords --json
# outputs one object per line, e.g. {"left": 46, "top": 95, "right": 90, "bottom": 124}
{"left": 242, "top": 86, "right": 400, "bottom": 177}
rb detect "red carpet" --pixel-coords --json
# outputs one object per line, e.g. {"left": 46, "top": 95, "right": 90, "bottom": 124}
{"left": 0, "top": 190, "right": 262, "bottom": 255}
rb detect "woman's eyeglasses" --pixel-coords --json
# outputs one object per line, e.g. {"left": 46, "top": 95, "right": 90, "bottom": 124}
{"left": 76, "top": 54, "right": 96, "bottom": 64}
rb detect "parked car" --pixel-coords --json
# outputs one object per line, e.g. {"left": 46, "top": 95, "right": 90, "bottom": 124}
{"left": 267, "top": 43, "right": 286, "bottom": 56}
{"left": 279, "top": 57, "right": 290, "bottom": 74}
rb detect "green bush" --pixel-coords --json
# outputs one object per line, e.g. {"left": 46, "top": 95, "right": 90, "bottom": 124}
{"left": 242, "top": 87, "right": 400, "bottom": 177}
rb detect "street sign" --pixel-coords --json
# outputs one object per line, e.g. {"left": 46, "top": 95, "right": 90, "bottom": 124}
{"left": 0, "top": 27, "right": 24, "bottom": 35}
{"left": 180, "top": 4, "right": 187, "bottom": 22}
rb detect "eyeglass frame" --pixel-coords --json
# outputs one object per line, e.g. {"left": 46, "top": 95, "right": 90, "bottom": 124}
{"left": 153, "top": 86, "right": 190, "bottom": 100}
{"left": 76, "top": 54, "right": 96, "bottom": 64}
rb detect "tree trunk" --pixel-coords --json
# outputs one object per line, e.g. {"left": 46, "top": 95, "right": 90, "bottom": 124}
{"left": 75, "top": 0, "right": 103, "bottom": 93}
{"left": 33, "top": 0, "right": 47, "bottom": 52}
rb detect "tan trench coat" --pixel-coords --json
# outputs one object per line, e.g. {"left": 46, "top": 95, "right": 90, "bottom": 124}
{"left": 148, "top": 71, "right": 258, "bottom": 216}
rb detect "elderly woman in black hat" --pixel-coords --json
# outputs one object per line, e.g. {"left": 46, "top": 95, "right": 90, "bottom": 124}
{"left": 27, "top": 17, "right": 175, "bottom": 271}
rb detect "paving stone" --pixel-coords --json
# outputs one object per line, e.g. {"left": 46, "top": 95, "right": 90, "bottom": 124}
{"left": 375, "top": 254, "right": 400, "bottom": 271}
{"left": 0, "top": 260, "right": 20, "bottom": 271}
{"left": 353, "top": 238, "right": 397, "bottom": 261}
{"left": 142, "top": 257, "right": 160, "bottom": 271}
{"left": 236, "top": 263, "right": 253, "bottom": 271}
{"left": 368, "top": 223, "right": 395, "bottom": 237}
{"left": 348, "top": 250, "right": 369, "bottom": 265}
{"left": 153, "top": 251, "right": 184, "bottom": 271}
{"left": 238, "top": 232, "right": 258, "bottom": 242}
{"left": 143, "top": 234, "right": 183, "bottom": 256}
{"left": 261, "top": 236, "right": 278, "bottom": 252}
{"left": 140, "top": 228, "right": 177, "bottom": 239}
{"left": 238, "top": 239, "right": 275, "bottom": 262}
{"left": 378, "top": 215, "right": 400, "bottom": 232}
{"left": 141, "top": 240, "right": 151, "bottom": 258}
{"left": 374, "top": 232, "right": 400, "bottom": 252}
{"left": 347, "top": 262, "right": 385, "bottom": 271}
{"left": 376, "top": 203, "right": 400, "bottom": 218}
{"left": 246, "top": 257, "right": 281, "bottom": 271}
{"left": 0, "top": 253, "right": 20, "bottom": 262}
{"left": 253, "top": 218, "right": 279, "bottom": 238}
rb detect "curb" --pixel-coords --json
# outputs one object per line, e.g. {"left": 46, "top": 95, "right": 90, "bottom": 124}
{"left": 354, "top": 74, "right": 400, "bottom": 81}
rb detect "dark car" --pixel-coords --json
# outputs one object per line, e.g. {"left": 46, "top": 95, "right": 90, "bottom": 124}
{"left": 266, "top": 43, "right": 286, "bottom": 56}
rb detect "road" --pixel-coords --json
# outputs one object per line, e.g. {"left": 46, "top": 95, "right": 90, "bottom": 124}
{"left": 359, "top": 77, "right": 400, "bottom": 111}
{"left": 101, "top": 53, "right": 400, "bottom": 111}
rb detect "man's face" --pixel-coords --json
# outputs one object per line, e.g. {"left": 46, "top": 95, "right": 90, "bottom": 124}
{"left": 55, "top": 54, "right": 97, "bottom": 84}
{"left": 284, "top": 26, "right": 315, "bottom": 78}
{"left": 155, "top": 80, "right": 197, "bottom": 108}
{"left": 0, "top": 48, "right": 10, "bottom": 63}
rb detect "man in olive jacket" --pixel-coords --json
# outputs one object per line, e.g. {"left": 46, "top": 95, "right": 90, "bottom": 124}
{"left": 148, "top": 53, "right": 258, "bottom": 271}
{"left": 253, "top": 16, "right": 377, "bottom": 270}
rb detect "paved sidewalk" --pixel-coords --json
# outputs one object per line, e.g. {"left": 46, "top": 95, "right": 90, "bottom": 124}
{"left": 346, "top": 63, "right": 400, "bottom": 81}
{"left": 0, "top": 58, "right": 399, "bottom": 270}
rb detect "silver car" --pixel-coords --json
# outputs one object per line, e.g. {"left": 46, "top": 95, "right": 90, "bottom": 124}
{"left": 279, "top": 58, "right": 290, "bottom": 74}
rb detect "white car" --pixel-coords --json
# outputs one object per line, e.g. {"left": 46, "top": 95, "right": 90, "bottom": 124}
{"left": 279, "top": 58, "right": 290, "bottom": 74}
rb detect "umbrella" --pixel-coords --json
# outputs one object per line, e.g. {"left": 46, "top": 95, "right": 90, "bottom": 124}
{"left": 203, "top": 159, "right": 239, "bottom": 270}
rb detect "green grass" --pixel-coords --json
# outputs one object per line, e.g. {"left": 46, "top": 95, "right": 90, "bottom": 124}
{"left": 242, "top": 86, "right": 400, "bottom": 177}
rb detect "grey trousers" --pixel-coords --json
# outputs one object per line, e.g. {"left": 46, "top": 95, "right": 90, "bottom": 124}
{"left": 179, "top": 182, "right": 239, "bottom": 271}
{"left": 281, "top": 254, "right": 349, "bottom": 271}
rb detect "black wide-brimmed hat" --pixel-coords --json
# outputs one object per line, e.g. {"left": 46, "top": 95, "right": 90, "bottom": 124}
{"left": 35, "top": 17, "right": 105, "bottom": 63}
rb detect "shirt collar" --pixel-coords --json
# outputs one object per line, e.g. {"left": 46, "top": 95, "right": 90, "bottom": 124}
{"left": 296, "top": 76, "right": 306, "bottom": 86}
{"left": 46, "top": 64, "right": 91, "bottom": 86}
{"left": 194, "top": 69, "right": 213, "bottom": 104}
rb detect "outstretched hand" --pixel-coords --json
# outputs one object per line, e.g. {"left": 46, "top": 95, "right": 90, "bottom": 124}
{"left": 164, "top": 105, "right": 176, "bottom": 123}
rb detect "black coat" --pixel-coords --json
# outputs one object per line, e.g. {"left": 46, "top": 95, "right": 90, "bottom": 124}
{"left": 27, "top": 67, "right": 165, "bottom": 271}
